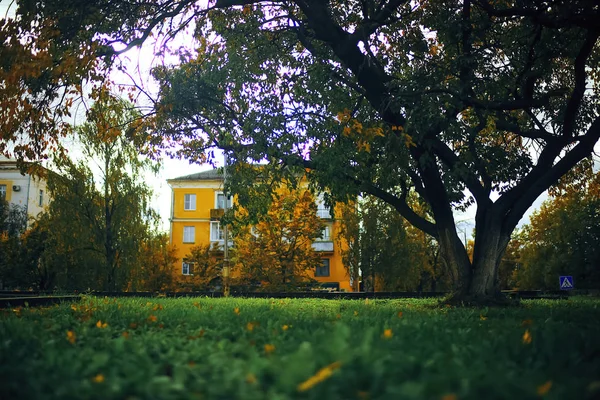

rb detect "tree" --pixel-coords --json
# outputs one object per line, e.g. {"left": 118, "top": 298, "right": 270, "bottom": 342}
{"left": 179, "top": 243, "right": 223, "bottom": 291}
{"left": 233, "top": 187, "right": 324, "bottom": 291}
{"left": 44, "top": 92, "right": 160, "bottom": 291}
{"left": 337, "top": 195, "right": 446, "bottom": 292}
{"left": 0, "top": 199, "right": 27, "bottom": 289}
{"left": 515, "top": 167, "right": 600, "bottom": 290}
{"left": 3, "top": 1, "right": 600, "bottom": 303}
{"left": 129, "top": 233, "right": 180, "bottom": 292}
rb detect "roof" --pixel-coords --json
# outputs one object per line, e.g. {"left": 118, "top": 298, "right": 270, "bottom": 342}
{"left": 168, "top": 169, "right": 223, "bottom": 181}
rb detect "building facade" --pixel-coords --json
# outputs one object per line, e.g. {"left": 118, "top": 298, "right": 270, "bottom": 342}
{"left": 0, "top": 156, "right": 49, "bottom": 222}
{"left": 167, "top": 169, "right": 353, "bottom": 291}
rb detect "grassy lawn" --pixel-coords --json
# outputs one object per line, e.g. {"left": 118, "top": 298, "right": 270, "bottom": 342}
{"left": 1, "top": 296, "right": 599, "bottom": 400}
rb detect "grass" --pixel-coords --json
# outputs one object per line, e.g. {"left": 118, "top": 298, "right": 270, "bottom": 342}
{"left": 1, "top": 296, "right": 599, "bottom": 400}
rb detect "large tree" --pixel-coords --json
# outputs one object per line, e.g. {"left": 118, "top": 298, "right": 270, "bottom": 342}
{"left": 2, "top": 1, "right": 600, "bottom": 303}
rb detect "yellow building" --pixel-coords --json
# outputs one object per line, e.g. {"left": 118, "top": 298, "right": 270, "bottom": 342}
{"left": 167, "top": 169, "right": 353, "bottom": 291}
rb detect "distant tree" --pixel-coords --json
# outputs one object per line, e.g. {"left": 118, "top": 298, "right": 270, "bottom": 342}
{"left": 0, "top": 199, "right": 27, "bottom": 237}
{"left": 129, "top": 233, "right": 179, "bottom": 292}
{"left": 44, "top": 92, "right": 160, "bottom": 291}
{"left": 337, "top": 203, "right": 361, "bottom": 292}
{"left": 233, "top": 188, "right": 324, "bottom": 291}
{"left": 338, "top": 195, "right": 444, "bottom": 292}
{"left": 179, "top": 243, "right": 223, "bottom": 291}
{"left": 0, "top": 199, "right": 27, "bottom": 289}
{"left": 515, "top": 162, "right": 600, "bottom": 290}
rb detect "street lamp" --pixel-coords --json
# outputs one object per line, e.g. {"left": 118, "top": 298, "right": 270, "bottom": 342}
{"left": 222, "top": 153, "right": 230, "bottom": 297}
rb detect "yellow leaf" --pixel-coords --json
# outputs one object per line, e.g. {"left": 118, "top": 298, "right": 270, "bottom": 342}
{"left": 382, "top": 329, "right": 393, "bottom": 339}
{"left": 282, "top": 325, "right": 289, "bottom": 331}
{"left": 96, "top": 320, "right": 107, "bottom": 329}
{"left": 246, "top": 373, "right": 257, "bottom": 384}
{"left": 297, "top": 361, "right": 342, "bottom": 392}
{"left": 264, "top": 344, "right": 276, "bottom": 354}
{"left": 66, "top": 330, "right": 76, "bottom": 344}
{"left": 537, "top": 381, "right": 552, "bottom": 396}
{"left": 480, "top": 314, "right": 487, "bottom": 321}
{"left": 522, "top": 329, "right": 532, "bottom": 345}
{"left": 92, "top": 374, "right": 104, "bottom": 383}
{"left": 234, "top": 307, "right": 240, "bottom": 315}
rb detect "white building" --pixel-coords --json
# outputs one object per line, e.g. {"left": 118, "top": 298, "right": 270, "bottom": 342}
{"left": 0, "top": 156, "right": 49, "bottom": 222}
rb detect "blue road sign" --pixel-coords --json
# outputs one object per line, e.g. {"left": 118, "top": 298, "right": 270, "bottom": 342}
{"left": 559, "top": 276, "right": 574, "bottom": 290}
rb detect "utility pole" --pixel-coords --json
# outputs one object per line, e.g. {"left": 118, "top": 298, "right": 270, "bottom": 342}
{"left": 222, "top": 152, "right": 230, "bottom": 297}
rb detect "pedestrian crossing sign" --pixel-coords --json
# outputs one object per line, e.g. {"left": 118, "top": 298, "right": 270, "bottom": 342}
{"left": 559, "top": 276, "right": 574, "bottom": 290}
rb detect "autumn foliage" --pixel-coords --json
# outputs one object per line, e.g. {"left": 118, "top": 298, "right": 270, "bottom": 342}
{"left": 233, "top": 188, "right": 324, "bottom": 291}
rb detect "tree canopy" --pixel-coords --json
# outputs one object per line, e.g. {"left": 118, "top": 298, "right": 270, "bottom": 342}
{"left": 2, "top": 0, "right": 599, "bottom": 302}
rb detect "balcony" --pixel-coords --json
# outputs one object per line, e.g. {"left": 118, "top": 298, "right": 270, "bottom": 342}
{"left": 316, "top": 208, "right": 332, "bottom": 219}
{"left": 312, "top": 241, "right": 334, "bottom": 252}
{"left": 210, "top": 208, "right": 225, "bottom": 220}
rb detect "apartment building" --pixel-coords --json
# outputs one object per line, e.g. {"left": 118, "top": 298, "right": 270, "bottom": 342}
{"left": 167, "top": 169, "right": 353, "bottom": 291}
{"left": 0, "top": 156, "right": 49, "bottom": 222}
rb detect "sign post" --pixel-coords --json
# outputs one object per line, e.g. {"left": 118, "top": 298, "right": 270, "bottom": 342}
{"left": 559, "top": 276, "right": 574, "bottom": 290}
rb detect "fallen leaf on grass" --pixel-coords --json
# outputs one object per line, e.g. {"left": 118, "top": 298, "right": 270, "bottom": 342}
{"left": 234, "top": 307, "right": 240, "bottom": 315}
{"left": 66, "top": 330, "right": 76, "bottom": 344}
{"left": 264, "top": 344, "right": 275, "bottom": 354}
{"left": 92, "top": 374, "right": 104, "bottom": 383}
{"left": 441, "top": 394, "right": 457, "bottom": 400}
{"left": 96, "top": 320, "right": 108, "bottom": 329}
{"left": 480, "top": 314, "right": 487, "bottom": 321}
{"left": 537, "top": 381, "right": 552, "bottom": 396}
{"left": 246, "top": 373, "right": 257, "bottom": 384}
{"left": 382, "top": 329, "right": 393, "bottom": 339}
{"left": 522, "top": 329, "right": 532, "bottom": 345}
{"left": 297, "top": 361, "right": 342, "bottom": 392}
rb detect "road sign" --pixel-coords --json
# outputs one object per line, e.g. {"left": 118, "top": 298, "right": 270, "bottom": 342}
{"left": 559, "top": 276, "right": 574, "bottom": 290}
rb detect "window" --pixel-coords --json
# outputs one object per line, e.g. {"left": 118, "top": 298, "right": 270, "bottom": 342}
{"left": 183, "top": 226, "right": 195, "bottom": 243}
{"left": 0, "top": 184, "right": 6, "bottom": 199}
{"left": 318, "top": 225, "right": 331, "bottom": 241}
{"left": 215, "top": 192, "right": 232, "bottom": 209}
{"left": 316, "top": 259, "right": 330, "bottom": 277}
{"left": 182, "top": 262, "right": 192, "bottom": 275}
{"left": 316, "top": 197, "right": 331, "bottom": 219}
{"left": 38, "top": 190, "right": 44, "bottom": 207}
{"left": 210, "top": 221, "right": 224, "bottom": 241}
{"left": 184, "top": 194, "right": 196, "bottom": 210}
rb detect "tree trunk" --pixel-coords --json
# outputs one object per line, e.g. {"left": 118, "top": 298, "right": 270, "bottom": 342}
{"left": 442, "top": 217, "right": 514, "bottom": 306}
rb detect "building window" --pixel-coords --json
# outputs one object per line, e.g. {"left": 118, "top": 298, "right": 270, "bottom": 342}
{"left": 210, "top": 221, "right": 224, "bottom": 241}
{"left": 318, "top": 225, "right": 331, "bottom": 241}
{"left": 316, "top": 197, "right": 331, "bottom": 219}
{"left": 38, "top": 190, "right": 44, "bottom": 207}
{"left": 316, "top": 259, "right": 330, "bottom": 277}
{"left": 0, "top": 184, "right": 6, "bottom": 199}
{"left": 182, "top": 262, "right": 192, "bottom": 275}
{"left": 184, "top": 194, "right": 196, "bottom": 210}
{"left": 183, "top": 226, "right": 195, "bottom": 243}
{"left": 215, "top": 192, "right": 232, "bottom": 209}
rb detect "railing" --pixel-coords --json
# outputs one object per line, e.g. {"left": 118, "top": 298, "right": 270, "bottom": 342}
{"left": 210, "top": 208, "right": 225, "bottom": 220}
{"left": 312, "top": 241, "right": 334, "bottom": 252}
{"left": 316, "top": 208, "right": 332, "bottom": 219}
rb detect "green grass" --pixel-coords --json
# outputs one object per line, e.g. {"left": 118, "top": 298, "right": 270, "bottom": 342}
{"left": 1, "top": 296, "right": 599, "bottom": 400}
